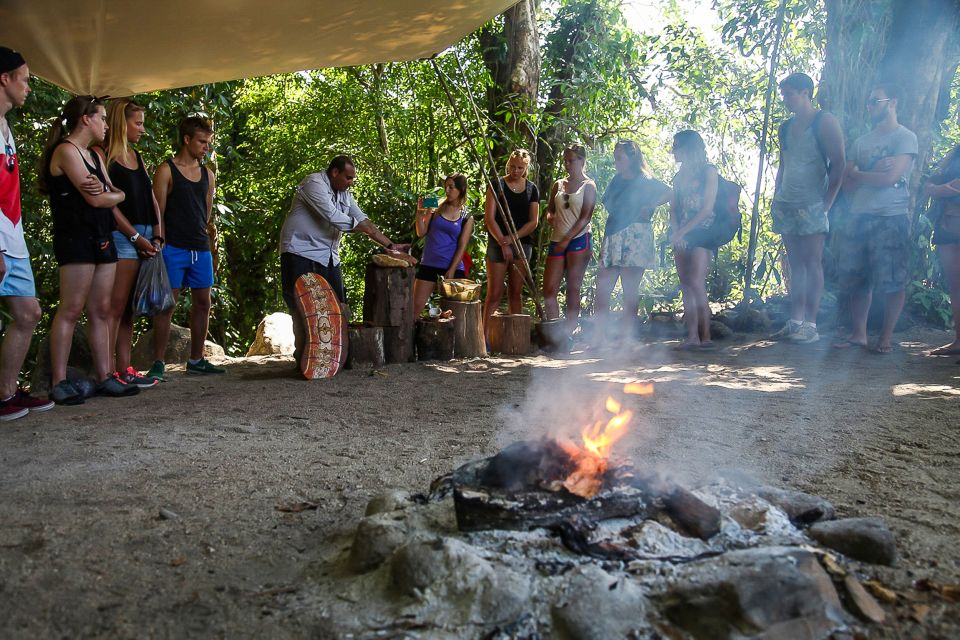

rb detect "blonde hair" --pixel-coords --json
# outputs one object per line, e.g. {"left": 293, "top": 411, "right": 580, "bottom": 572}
{"left": 505, "top": 149, "right": 531, "bottom": 177}
{"left": 105, "top": 98, "right": 145, "bottom": 167}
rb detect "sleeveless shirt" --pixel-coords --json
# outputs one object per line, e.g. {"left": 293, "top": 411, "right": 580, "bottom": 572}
{"left": 109, "top": 150, "right": 158, "bottom": 227}
{"left": 46, "top": 141, "right": 115, "bottom": 240}
{"left": 165, "top": 158, "right": 210, "bottom": 251}
{"left": 421, "top": 208, "right": 468, "bottom": 270}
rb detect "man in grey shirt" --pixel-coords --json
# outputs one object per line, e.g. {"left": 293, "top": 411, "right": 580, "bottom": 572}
{"left": 834, "top": 83, "right": 917, "bottom": 353}
{"left": 769, "top": 72, "right": 845, "bottom": 345}
{"left": 280, "top": 155, "right": 414, "bottom": 362}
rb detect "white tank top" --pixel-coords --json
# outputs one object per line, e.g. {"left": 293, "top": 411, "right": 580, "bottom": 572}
{"left": 551, "top": 179, "right": 592, "bottom": 242}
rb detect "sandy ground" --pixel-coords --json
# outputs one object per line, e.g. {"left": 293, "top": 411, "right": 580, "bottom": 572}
{"left": 1, "top": 326, "right": 958, "bottom": 638}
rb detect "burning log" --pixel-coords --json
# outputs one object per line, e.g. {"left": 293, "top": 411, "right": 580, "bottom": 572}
{"left": 616, "top": 469, "right": 722, "bottom": 541}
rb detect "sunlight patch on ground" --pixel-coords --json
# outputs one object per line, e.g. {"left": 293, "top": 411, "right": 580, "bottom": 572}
{"left": 892, "top": 383, "right": 960, "bottom": 397}
{"left": 702, "top": 364, "right": 803, "bottom": 392}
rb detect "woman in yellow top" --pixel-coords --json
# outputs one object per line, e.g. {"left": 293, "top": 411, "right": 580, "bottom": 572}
{"left": 543, "top": 144, "right": 597, "bottom": 339}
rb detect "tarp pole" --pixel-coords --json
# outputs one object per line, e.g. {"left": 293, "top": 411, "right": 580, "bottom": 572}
{"left": 743, "top": 0, "right": 789, "bottom": 305}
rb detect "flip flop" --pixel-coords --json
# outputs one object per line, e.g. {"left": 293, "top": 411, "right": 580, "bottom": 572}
{"left": 672, "top": 342, "right": 700, "bottom": 352}
{"left": 929, "top": 346, "right": 960, "bottom": 356}
{"left": 871, "top": 344, "right": 894, "bottom": 354}
{"left": 832, "top": 339, "right": 867, "bottom": 350}
{"left": 697, "top": 341, "right": 718, "bottom": 351}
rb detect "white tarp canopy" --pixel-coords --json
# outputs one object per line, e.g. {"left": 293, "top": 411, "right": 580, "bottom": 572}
{"left": 0, "top": 0, "right": 517, "bottom": 96}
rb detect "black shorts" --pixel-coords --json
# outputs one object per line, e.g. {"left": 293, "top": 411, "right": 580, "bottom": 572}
{"left": 683, "top": 226, "right": 719, "bottom": 250}
{"left": 280, "top": 252, "right": 347, "bottom": 310}
{"left": 933, "top": 214, "right": 960, "bottom": 246}
{"left": 486, "top": 241, "right": 533, "bottom": 263}
{"left": 416, "top": 265, "right": 465, "bottom": 282}
{"left": 53, "top": 234, "right": 119, "bottom": 266}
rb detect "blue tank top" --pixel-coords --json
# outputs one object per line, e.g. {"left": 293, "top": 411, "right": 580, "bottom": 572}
{"left": 421, "top": 209, "right": 467, "bottom": 270}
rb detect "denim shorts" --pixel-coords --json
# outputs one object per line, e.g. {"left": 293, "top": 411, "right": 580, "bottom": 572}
{"left": 836, "top": 214, "right": 909, "bottom": 294}
{"left": 0, "top": 254, "right": 37, "bottom": 297}
{"left": 548, "top": 233, "right": 591, "bottom": 258}
{"left": 163, "top": 245, "right": 214, "bottom": 289}
{"left": 112, "top": 224, "right": 153, "bottom": 260}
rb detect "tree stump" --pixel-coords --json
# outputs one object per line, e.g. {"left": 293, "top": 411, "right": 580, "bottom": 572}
{"left": 346, "top": 324, "right": 385, "bottom": 369}
{"left": 488, "top": 313, "right": 531, "bottom": 355}
{"left": 363, "top": 264, "right": 415, "bottom": 363}
{"left": 415, "top": 318, "right": 456, "bottom": 361}
{"left": 439, "top": 299, "right": 486, "bottom": 358}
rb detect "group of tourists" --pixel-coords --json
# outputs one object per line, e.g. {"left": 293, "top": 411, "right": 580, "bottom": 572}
{"left": 3, "top": 43, "right": 959, "bottom": 421}
{"left": 1, "top": 46, "right": 226, "bottom": 420}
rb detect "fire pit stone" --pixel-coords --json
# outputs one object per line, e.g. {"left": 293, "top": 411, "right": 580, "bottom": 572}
{"left": 550, "top": 564, "right": 651, "bottom": 639}
{"left": 807, "top": 517, "right": 897, "bottom": 566}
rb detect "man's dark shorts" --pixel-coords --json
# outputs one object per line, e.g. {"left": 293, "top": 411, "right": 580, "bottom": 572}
{"left": 836, "top": 214, "right": 910, "bottom": 294}
{"left": 933, "top": 214, "right": 960, "bottom": 246}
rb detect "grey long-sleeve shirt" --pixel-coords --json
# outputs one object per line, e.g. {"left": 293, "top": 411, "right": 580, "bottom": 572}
{"left": 279, "top": 170, "right": 368, "bottom": 265}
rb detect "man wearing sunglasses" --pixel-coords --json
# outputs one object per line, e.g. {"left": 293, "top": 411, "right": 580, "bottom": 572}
{"left": 0, "top": 47, "right": 55, "bottom": 419}
{"left": 834, "top": 83, "right": 917, "bottom": 354}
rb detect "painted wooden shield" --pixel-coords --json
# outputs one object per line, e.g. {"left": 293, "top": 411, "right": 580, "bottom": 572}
{"left": 294, "top": 273, "right": 347, "bottom": 379}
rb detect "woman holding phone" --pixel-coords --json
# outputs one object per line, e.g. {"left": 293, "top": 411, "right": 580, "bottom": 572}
{"left": 411, "top": 173, "right": 474, "bottom": 319}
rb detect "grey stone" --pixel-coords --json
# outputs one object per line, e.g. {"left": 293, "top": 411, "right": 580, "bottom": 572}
{"left": 728, "top": 498, "right": 770, "bottom": 531}
{"left": 709, "top": 319, "right": 733, "bottom": 340}
{"left": 552, "top": 565, "right": 651, "bottom": 640}
{"left": 349, "top": 513, "right": 408, "bottom": 573}
{"left": 245, "top": 312, "right": 295, "bottom": 356}
{"left": 662, "top": 546, "right": 849, "bottom": 639}
{"left": 807, "top": 517, "right": 896, "bottom": 565}
{"left": 131, "top": 324, "right": 225, "bottom": 369}
{"left": 727, "top": 308, "right": 772, "bottom": 333}
{"left": 364, "top": 490, "right": 412, "bottom": 516}
{"left": 390, "top": 538, "right": 529, "bottom": 623}
{"left": 757, "top": 488, "right": 835, "bottom": 526}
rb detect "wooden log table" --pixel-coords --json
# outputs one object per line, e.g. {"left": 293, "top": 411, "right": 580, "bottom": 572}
{"left": 439, "top": 299, "right": 486, "bottom": 358}
{"left": 363, "top": 264, "right": 415, "bottom": 363}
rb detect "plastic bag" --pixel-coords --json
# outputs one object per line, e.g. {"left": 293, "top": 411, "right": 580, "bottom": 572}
{"left": 132, "top": 252, "right": 175, "bottom": 317}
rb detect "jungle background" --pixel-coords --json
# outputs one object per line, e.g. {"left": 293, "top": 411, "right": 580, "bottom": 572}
{"left": 6, "top": 0, "right": 959, "bottom": 361}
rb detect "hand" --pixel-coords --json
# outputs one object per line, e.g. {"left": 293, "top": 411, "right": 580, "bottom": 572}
{"left": 151, "top": 238, "right": 163, "bottom": 252}
{"left": 387, "top": 243, "right": 412, "bottom": 254}
{"left": 554, "top": 238, "right": 570, "bottom": 254}
{"left": 444, "top": 268, "right": 456, "bottom": 279}
{"left": 79, "top": 174, "right": 104, "bottom": 195}
{"left": 672, "top": 231, "right": 688, "bottom": 250}
{"left": 874, "top": 157, "right": 895, "bottom": 172}
{"left": 501, "top": 243, "right": 514, "bottom": 263}
{"left": 135, "top": 235, "right": 157, "bottom": 257}
{"left": 545, "top": 211, "right": 555, "bottom": 224}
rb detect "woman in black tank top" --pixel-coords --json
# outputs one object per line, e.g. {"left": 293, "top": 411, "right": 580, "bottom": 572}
{"left": 39, "top": 96, "right": 140, "bottom": 404}
{"left": 99, "top": 98, "right": 163, "bottom": 388}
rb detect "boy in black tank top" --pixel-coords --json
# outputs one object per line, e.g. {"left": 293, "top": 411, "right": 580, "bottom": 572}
{"left": 149, "top": 116, "right": 224, "bottom": 377}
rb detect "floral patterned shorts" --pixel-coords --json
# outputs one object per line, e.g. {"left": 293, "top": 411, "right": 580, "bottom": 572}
{"left": 600, "top": 222, "right": 656, "bottom": 269}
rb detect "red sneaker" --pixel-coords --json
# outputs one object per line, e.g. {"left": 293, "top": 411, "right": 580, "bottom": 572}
{"left": 0, "top": 396, "right": 29, "bottom": 421}
{"left": 9, "top": 389, "right": 56, "bottom": 413}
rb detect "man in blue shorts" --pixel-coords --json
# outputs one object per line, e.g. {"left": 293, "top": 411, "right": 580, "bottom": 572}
{"left": 149, "top": 116, "right": 224, "bottom": 377}
{"left": 0, "top": 47, "right": 55, "bottom": 419}
{"left": 834, "top": 83, "right": 917, "bottom": 354}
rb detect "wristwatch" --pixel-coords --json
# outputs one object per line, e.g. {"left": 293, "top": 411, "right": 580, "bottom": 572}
{"left": 129, "top": 232, "right": 140, "bottom": 244}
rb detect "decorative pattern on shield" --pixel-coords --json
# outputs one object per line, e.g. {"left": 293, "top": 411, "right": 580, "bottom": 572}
{"left": 294, "top": 273, "right": 347, "bottom": 379}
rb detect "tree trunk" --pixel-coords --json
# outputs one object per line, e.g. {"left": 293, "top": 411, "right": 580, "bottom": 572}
{"left": 488, "top": 313, "right": 532, "bottom": 355}
{"left": 478, "top": 0, "right": 541, "bottom": 160}
{"left": 346, "top": 325, "right": 385, "bottom": 369}
{"left": 439, "top": 299, "right": 486, "bottom": 358}
{"left": 415, "top": 318, "right": 456, "bottom": 361}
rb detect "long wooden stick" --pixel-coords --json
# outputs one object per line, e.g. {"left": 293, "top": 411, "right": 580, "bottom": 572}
{"left": 430, "top": 56, "right": 545, "bottom": 320}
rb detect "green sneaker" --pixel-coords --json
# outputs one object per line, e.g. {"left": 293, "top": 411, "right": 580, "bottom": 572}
{"left": 186, "top": 358, "right": 225, "bottom": 375}
{"left": 146, "top": 360, "right": 166, "bottom": 381}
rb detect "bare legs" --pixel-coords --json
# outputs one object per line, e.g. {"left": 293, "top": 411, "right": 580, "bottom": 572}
{"left": 932, "top": 244, "right": 960, "bottom": 353}
{"left": 50, "top": 263, "right": 117, "bottom": 383}
{"left": 483, "top": 260, "right": 525, "bottom": 341}
{"left": 674, "top": 247, "right": 711, "bottom": 346}
{"left": 152, "top": 286, "right": 212, "bottom": 362}
{"left": 594, "top": 266, "right": 645, "bottom": 343}
{"left": 782, "top": 233, "right": 825, "bottom": 323}
{"left": 108, "top": 258, "right": 141, "bottom": 372}
{"left": 542, "top": 250, "right": 591, "bottom": 336}
{"left": 0, "top": 296, "right": 42, "bottom": 398}
{"left": 411, "top": 278, "right": 437, "bottom": 323}
{"left": 845, "top": 286, "right": 905, "bottom": 352}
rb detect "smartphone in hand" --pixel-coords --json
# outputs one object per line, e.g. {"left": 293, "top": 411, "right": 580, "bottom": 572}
{"left": 422, "top": 195, "right": 439, "bottom": 208}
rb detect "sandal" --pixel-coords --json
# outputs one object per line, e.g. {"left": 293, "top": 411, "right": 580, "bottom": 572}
{"left": 832, "top": 339, "right": 867, "bottom": 350}
{"left": 929, "top": 345, "right": 960, "bottom": 356}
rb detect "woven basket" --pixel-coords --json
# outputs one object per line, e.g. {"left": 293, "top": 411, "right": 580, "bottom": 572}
{"left": 439, "top": 278, "right": 481, "bottom": 302}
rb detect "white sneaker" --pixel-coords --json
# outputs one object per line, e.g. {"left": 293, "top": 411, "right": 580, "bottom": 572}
{"left": 770, "top": 322, "right": 799, "bottom": 341}
{"left": 788, "top": 323, "right": 820, "bottom": 344}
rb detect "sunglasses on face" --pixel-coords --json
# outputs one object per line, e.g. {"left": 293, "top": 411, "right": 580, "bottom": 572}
{"left": 866, "top": 98, "right": 891, "bottom": 106}
{"left": 4, "top": 144, "right": 14, "bottom": 173}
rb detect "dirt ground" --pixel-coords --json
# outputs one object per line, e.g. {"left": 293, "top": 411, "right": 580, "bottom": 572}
{"left": 1, "top": 326, "right": 958, "bottom": 639}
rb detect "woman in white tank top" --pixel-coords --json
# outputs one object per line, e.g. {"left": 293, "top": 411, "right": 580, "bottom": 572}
{"left": 543, "top": 144, "right": 597, "bottom": 342}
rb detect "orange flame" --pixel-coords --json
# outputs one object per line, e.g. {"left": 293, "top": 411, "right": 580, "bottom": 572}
{"left": 561, "top": 382, "right": 653, "bottom": 498}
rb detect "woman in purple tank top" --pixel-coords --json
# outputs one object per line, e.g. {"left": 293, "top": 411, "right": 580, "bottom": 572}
{"left": 411, "top": 173, "right": 474, "bottom": 319}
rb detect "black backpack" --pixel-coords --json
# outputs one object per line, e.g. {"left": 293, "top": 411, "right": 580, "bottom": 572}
{"left": 708, "top": 176, "right": 743, "bottom": 247}
{"left": 778, "top": 110, "right": 829, "bottom": 170}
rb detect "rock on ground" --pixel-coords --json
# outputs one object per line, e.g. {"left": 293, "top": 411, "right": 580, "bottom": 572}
{"left": 551, "top": 564, "right": 651, "bottom": 639}
{"left": 758, "top": 487, "right": 836, "bottom": 526}
{"left": 807, "top": 517, "right": 896, "bottom": 566}
{"left": 131, "top": 324, "right": 225, "bottom": 369}
{"left": 246, "top": 312, "right": 295, "bottom": 356}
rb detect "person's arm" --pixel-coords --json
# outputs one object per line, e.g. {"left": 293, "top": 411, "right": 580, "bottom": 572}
{"left": 296, "top": 174, "right": 366, "bottom": 233}
{"left": 514, "top": 196, "right": 540, "bottom": 240}
{"left": 53, "top": 145, "right": 124, "bottom": 208}
{"left": 544, "top": 181, "right": 559, "bottom": 225}
{"left": 150, "top": 189, "right": 164, "bottom": 250}
{"left": 415, "top": 198, "right": 435, "bottom": 238}
{"left": 153, "top": 162, "right": 172, "bottom": 223}
{"left": 554, "top": 181, "right": 597, "bottom": 251}
{"left": 925, "top": 178, "right": 960, "bottom": 199}
{"left": 97, "top": 151, "right": 154, "bottom": 256}
{"left": 205, "top": 167, "right": 216, "bottom": 225}
{"left": 643, "top": 182, "right": 673, "bottom": 222}
{"left": 846, "top": 154, "right": 913, "bottom": 189}
{"left": 677, "top": 166, "right": 719, "bottom": 236}
{"left": 354, "top": 219, "right": 417, "bottom": 265}
{"left": 819, "top": 113, "right": 845, "bottom": 210}
{"left": 446, "top": 215, "right": 475, "bottom": 279}
{"left": 484, "top": 183, "right": 514, "bottom": 261}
